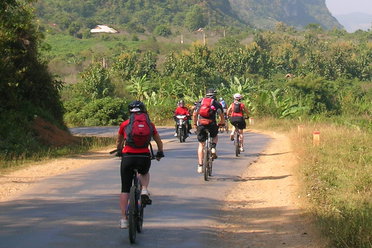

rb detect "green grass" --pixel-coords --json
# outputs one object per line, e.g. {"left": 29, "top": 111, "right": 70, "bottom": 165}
{"left": 43, "top": 33, "right": 143, "bottom": 58}
{"left": 294, "top": 125, "right": 371, "bottom": 248}
{"left": 253, "top": 117, "right": 372, "bottom": 248}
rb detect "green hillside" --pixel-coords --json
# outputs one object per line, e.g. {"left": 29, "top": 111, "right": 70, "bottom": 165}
{"left": 34, "top": 0, "right": 342, "bottom": 37}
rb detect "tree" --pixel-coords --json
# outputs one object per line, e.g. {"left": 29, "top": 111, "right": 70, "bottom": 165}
{"left": 185, "top": 5, "right": 206, "bottom": 31}
{"left": 79, "top": 63, "right": 114, "bottom": 100}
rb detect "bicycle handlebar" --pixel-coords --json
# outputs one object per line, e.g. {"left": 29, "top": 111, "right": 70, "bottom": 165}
{"left": 110, "top": 149, "right": 158, "bottom": 160}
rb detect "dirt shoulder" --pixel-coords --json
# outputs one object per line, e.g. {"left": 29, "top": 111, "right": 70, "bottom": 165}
{"left": 216, "top": 130, "right": 326, "bottom": 248}
{"left": 0, "top": 148, "right": 114, "bottom": 202}
{"left": 0, "top": 130, "right": 324, "bottom": 247}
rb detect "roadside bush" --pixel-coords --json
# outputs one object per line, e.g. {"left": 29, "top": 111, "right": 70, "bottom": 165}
{"left": 64, "top": 97, "right": 128, "bottom": 127}
{"left": 153, "top": 25, "right": 172, "bottom": 37}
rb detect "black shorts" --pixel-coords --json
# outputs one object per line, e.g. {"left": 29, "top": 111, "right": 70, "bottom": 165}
{"left": 120, "top": 153, "right": 151, "bottom": 193}
{"left": 230, "top": 116, "right": 246, "bottom": 130}
{"left": 196, "top": 123, "right": 219, "bottom": 142}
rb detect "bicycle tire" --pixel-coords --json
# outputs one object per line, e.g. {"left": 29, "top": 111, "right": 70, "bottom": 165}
{"left": 208, "top": 152, "right": 213, "bottom": 176}
{"left": 235, "top": 132, "right": 240, "bottom": 157}
{"left": 128, "top": 186, "right": 137, "bottom": 244}
{"left": 137, "top": 203, "right": 144, "bottom": 233}
{"left": 203, "top": 143, "right": 209, "bottom": 181}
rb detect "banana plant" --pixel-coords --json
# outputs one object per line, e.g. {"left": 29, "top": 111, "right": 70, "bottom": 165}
{"left": 127, "top": 75, "right": 151, "bottom": 101}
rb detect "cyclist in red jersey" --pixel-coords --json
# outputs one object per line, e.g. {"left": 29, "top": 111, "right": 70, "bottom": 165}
{"left": 193, "top": 88, "right": 225, "bottom": 173}
{"left": 116, "top": 101, "right": 164, "bottom": 229}
{"left": 227, "top": 93, "right": 250, "bottom": 152}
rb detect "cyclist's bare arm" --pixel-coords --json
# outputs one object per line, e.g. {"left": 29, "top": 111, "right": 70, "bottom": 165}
{"left": 116, "top": 134, "right": 124, "bottom": 151}
{"left": 226, "top": 105, "right": 232, "bottom": 117}
{"left": 153, "top": 133, "right": 164, "bottom": 161}
{"left": 192, "top": 110, "right": 198, "bottom": 127}
{"left": 244, "top": 106, "right": 250, "bottom": 118}
{"left": 217, "top": 109, "right": 225, "bottom": 126}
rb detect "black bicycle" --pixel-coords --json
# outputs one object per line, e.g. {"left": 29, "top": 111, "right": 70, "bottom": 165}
{"left": 233, "top": 128, "right": 241, "bottom": 157}
{"left": 110, "top": 150, "right": 155, "bottom": 244}
{"left": 202, "top": 129, "right": 213, "bottom": 181}
{"left": 128, "top": 166, "right": 144, "bottom": 243}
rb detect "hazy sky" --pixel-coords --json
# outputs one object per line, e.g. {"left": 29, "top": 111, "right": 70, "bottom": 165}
{"left": 326, "top": 0, "right": 372, "bottom": 15}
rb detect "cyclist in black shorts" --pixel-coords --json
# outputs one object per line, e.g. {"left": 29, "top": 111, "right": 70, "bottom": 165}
{"left": 227, "top": 93, "right": 250, "bottom": 152}
{"left": 116, "top": 101, "right": 164, "bottom": 229}
{"left": 193, "top": 88, "right": 225, "bottom": 173}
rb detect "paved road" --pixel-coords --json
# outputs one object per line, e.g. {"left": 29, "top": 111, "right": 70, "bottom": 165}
{"left": 0, "top": 127, "right": 270, "bottom": 248}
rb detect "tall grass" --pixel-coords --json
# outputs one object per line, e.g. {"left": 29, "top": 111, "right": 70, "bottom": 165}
{"left": 254, "top": 118, "right": 371, "bottom": 248}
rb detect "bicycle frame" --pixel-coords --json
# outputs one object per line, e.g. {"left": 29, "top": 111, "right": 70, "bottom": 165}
{"left": 234, "top": 128, "right": 241, "bottom": 157}
{"left": 128, "top": 168, "right": 144, "bottom": 243}
{"left": 202, "top": 129, "right": 213, "bottom": 181}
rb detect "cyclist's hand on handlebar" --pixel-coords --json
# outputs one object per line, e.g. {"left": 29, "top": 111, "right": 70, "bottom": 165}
{"left": 116, "top": 150, "right": 123, "bottom": 157}
{"left": 155, "top": 151, "right": 164, "bottom": 161}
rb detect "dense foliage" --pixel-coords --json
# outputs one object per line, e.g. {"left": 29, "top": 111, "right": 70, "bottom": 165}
{"left": 0, "top": 0, "right": 65, "bottom": 157}
{"left": 1, "top": 2, "right": 371, "bottom": 247}
{"left": 62, "top": 28, "right": 371, "bottom": 129}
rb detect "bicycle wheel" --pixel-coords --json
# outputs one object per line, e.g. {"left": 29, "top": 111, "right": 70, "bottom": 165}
{"left": 128, "top": 186, "right": 137, "bottom": 244}
{"left": 208, "top": 149, "right": 213, "bottom": 177}
{"left": 136, "top": 200, "right": 144, "bottom": 233}
{"left": 235, "top": 132, "right": 240, "bottom": 157}
{"left": 203, "top": 144, "right": 209, "bottom": 181}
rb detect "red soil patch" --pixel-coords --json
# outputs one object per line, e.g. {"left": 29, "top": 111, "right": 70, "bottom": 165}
{"left": 32, "top": 117, "right": 79, "bottom": 147}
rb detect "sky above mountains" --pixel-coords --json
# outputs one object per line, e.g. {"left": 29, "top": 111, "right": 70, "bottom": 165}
{"left": 326, "top": 0, "right": 372, "bottom": 15}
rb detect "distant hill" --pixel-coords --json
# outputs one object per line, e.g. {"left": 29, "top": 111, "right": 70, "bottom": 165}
{"left": 34, "top": 0, "right": 342, "bottom": 35}
{"left": 228, "top": 0, "right": 342, "bottom": 29}
{"left": 335, "top": 12, "right": 372, "bottom": 32}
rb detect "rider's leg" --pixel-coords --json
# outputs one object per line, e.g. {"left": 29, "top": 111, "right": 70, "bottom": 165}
{"left": 212, "top": 135, "right": 218, "bottom": 148}
{"left": 198, "top": 141, "right": 205, "bottom": 165}
{"left": 239, "top": 129, "right": 244, "bottom": 147}
{"left": 138, "top": 172, "right": 150, "bottom": 191}
{"left": 120, "top": 193, "right": 129, "bottom": 219}
{"left": 230, "top": 125, "right": 235, "bottom": 140}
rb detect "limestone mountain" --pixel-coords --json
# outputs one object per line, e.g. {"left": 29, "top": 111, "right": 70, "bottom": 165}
{"left": 228, "top": 0, "right": 342, "bottom": 29}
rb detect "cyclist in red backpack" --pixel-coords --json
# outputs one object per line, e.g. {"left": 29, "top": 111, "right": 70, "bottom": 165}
{"left": 227, "top": 93, "right": 250, "bottom": 152}
{"left": 192, "top": 88, "right": 225, "bottom": 173}
{"left": 116, "top": 100, "right": 164, "bottom": 229}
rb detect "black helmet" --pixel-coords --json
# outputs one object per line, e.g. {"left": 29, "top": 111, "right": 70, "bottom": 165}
{"left": 128, "top": 100, "right": 147, "bottom": 113}
{"left": 206, "top": 88, "right": 217, "bottom": 97}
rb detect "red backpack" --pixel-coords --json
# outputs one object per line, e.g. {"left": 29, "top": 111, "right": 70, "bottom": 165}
{"left": 199, "top": 98, "right": 216, "bottom": 118}
{"left": 125, "top": 113, "right": 153, "bottom": 148}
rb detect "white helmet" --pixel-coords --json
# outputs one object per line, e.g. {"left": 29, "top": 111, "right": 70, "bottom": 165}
{"left": 233, "top": 93, "right": 242, "bottom": 100}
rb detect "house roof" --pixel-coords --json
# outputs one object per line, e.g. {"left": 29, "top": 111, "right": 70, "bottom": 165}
{"left": 90, "top": 25, "right": 118, "bottom": 33}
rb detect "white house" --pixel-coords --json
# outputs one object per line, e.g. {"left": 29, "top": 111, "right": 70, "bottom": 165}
{"left": 90, "top": 25, "right": 118, "bottom": 34}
